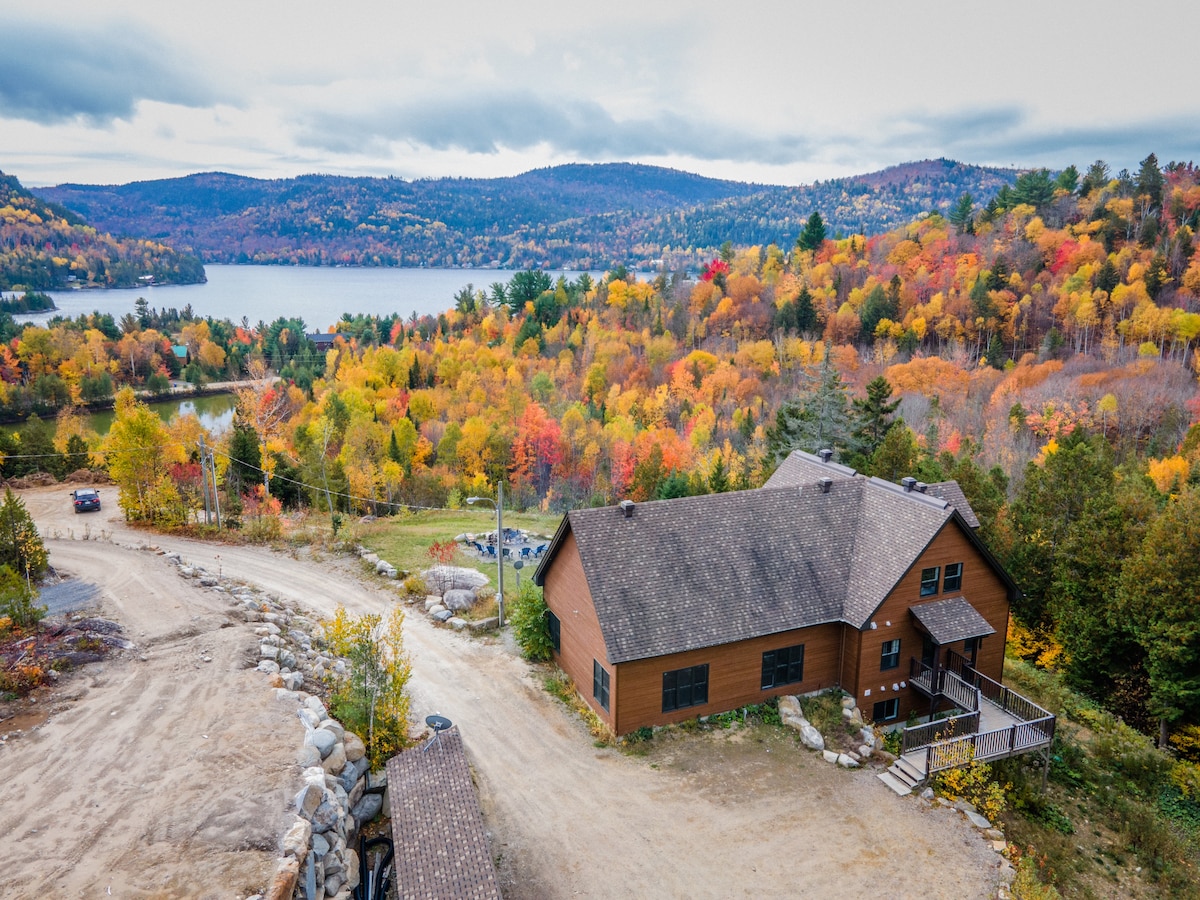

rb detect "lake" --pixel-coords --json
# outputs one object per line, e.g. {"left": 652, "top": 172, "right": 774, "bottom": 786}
{"left": 17, "top": 265, "right": 607, "bottom": 331}
{"left": 3, "top": 393, "right": 236, "bottom": 437}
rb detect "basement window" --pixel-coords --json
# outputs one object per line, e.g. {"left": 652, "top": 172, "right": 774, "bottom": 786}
{"left": 662, "top": 664, "right": 709, "bottom": 712}
{"left": 872, "top": 698, "right": 899, "bottom": 722}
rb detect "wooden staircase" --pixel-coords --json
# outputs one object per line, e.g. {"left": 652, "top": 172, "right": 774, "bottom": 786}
{"left": 878, "top": 754, "right": 925, "bottom": 795}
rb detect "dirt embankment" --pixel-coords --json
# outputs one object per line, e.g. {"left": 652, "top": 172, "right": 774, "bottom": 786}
{"left": 1, "top": 486, "right": 1006, "bottom": 899}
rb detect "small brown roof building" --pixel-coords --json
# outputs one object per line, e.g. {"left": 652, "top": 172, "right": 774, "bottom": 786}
{"left": 533, "top": 450, "right": 1017, "bottom": 735}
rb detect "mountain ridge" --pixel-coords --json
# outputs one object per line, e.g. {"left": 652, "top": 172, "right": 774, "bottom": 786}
{"left": 35, "top": 160, "right": 1019, "bottom": 271}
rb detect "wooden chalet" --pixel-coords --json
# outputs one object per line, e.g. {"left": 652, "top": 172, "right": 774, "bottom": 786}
{"left": 533, "top": 449, "right": 1054, "bottom": 787}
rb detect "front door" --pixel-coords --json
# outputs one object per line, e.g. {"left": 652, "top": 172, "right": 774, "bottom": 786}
{"left": 921, "top": 635, "right": 939, "bottom": 669}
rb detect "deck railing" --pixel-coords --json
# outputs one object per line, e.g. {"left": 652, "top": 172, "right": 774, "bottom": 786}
{"left": 924, "top": 715, "right": 1057, "bottom": 775}
{"left": 901, "top": 710, "right": 980, "bottom": 755}
{"left": 944, "top": 650, "right": 1053, "bottom": 723}
{"left": 908, "top": 657, "right": 980, "bottom": 712}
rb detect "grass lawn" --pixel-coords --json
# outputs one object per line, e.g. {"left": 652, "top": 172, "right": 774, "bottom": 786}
{"left": 349, "top": 507, "right": 562, "bottom": 592}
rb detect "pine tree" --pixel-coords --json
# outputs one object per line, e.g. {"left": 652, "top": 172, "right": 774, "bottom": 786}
{"left": 766, "top": 349, "right": 850, "bottom": 461}
{"left": 796, "top": 213, "right": 827, "bottom": 252}
{"left": 0, "top": 488, "right": 47, "bottom": 580}
{"left": 849, "top": 376, "right": 900, "bottom": 465}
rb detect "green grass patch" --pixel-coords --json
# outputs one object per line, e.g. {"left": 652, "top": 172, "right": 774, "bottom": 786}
{"left": 351, "top": 508, "right": 559, "bottom": 590}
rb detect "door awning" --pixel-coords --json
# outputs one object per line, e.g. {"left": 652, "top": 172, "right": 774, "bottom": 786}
{"left": 910, "top": 596, "right": 995, "bottom": 645}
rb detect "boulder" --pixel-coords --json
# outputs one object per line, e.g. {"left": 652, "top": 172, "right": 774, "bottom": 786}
{"left": 964, "top": 810, "right": 992, "bottom": 830}
{"left": 295, "top": 783, "right": 324, "bottom": 817}
{"left": 310, "top": 798, "right": 340, "bottom": 835}
{"left": 375, "top": 560, "right": 397, "bottom": 578}
{"left": 423, "top": 597, "right": 442, "bottom": 612}
{"left": 432, "top": 609, "right": 454, "bottom": 623}
{"left": 449, "top": 617, "right": 468, "bottom": 630}
{"left": 364, "top": 770, "right": 388, "bottom": 794}
{"left": 798, "top": 723, "right": 825, "bottom": 751}
{"left": 296, "top": 745, "right": 322, "bottom": 767}
{"left": 312, "top": 832, "right": 331, "bottom": 860}
{"left": 443, "top": 589, "right": 477, "bottom": 611}
{"left": 320, "top": 720, "right": 346, "bottom": 742}
{"left": 310, "top": 728, "right": 338, "bottom": 759}
{"left": 822, "top": 750, "right": 839, "bottom": 764}
{"left": 836, "top": 753, "right": 860, "bottom": 768}
{"left": 305, "top": 696, "right": 329, "bottom": 720}
{"left": 777, "top": 695, "right": 803, "bottom": 719}
{"left": 343, "top": 732, "right": 366, "bottom": 763}
{"left": 352, "top": 793, "right": 383, "bottom": 826}
{"left": 857, "top": 744, "right": 873, "bottom": 758}
{"left": 422, "top": 565, "right": 490, "bottom": 593}
{"left": 322, "top": 742, "right": 347, "bottom": 775}
{"left": 257, "top": 660, "right": 281, "bottom": 675}
{"left": 467, "top": 617, "right": 499, "bottom": 632}
{"left": 282, "top": 817, "right": 311, "bottom": 858}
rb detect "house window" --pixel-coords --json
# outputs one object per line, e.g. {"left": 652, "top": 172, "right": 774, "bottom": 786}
{"left": 920, "top": 566, "right": 940, "bottom": 597}
{"left": 547, "top": 610, "right": 560, "bottom": 652}
{"left": 880, "top": 639, "right": 901, "bottom": 671}
{"left": 593, "top": 660, "right": 610, "bottom": 712}
{"left": 761, "top": 644, "right": 805, "bottom": 690}
{"left": 662, "top": 664, "right": 709, "bottom": 712}
{"left": 943, "top": 562, "right": 963, "bottom": 592}
{"left": 873, "top": 698, "right": 899, "bottom": 722}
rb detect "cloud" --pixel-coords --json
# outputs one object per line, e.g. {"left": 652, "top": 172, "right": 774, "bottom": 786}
{"left": 0, "top": 20, "right": 217, "bottom": 125}
{"left": 295, "top": 91, "right": 811, "bottom": 165}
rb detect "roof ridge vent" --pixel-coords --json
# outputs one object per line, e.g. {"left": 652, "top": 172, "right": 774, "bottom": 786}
{"left": 915, "top": 482, "right": 928, "bottom": 493}
{"left": 868, "top": 476, "right": 950, "bottom": 510}
{"left": 618, "top": 499, "right": 635, "bottom": 518}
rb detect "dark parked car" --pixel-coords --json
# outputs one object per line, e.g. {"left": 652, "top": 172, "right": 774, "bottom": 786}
{"left": 71, "top": 488, "right": 101, "bottom": 513}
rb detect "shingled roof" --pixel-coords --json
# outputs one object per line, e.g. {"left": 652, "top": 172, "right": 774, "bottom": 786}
{"left": 534, "top": 451, "right": 998, "bottom": 665}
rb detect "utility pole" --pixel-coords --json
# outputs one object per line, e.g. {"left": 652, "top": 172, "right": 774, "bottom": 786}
{"left": 496, "top": 480, "right": 504, "bottom": 628}
{"left": 199, "top": 437, "right": 211, "bottom": 525}
{"left": 209, "top": 449, "right": 222, "bottom": 529}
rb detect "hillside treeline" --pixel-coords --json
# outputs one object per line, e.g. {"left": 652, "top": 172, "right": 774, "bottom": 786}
{"left": 36, "top": 160, "right": 1016, "bottom": 271}
{"left": 0, "top": 172, "right": 206, "bottom": 291}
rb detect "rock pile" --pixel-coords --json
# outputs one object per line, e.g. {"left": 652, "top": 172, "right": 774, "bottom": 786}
{"left": 163, "top": 551, "right": 389, "bottom": 900}
{"left": 779, "top": 692, "right": 881, "bottom": 768}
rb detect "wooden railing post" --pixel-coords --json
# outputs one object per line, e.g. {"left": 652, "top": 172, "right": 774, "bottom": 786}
{"left": 1009, "top": 725, "right": 1017, "bottom": 753}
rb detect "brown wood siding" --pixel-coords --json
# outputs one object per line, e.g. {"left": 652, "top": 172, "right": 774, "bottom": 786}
{"left": 613, "top": 624, "right": 843, "bottom": 735}
{"left": 541, "top": 530, "right": 615, "bottom": 730}
{"left": 839, "top": 622, "right": 861, "bottom": 700}
{"left": 851, "top": 520, "right": 1011, "bottom": 724}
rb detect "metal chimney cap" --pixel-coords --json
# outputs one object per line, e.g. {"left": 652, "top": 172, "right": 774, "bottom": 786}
{"left": 618, "top": 500, "right": 635, "bottom": 518}
{"left": 820, "top": 477, "right": 833, "bottom": 493}
{"left": 901, "top": 477, "right": 917, "bottom": 492}
{"left": 915, "top": 482, "right": 928, "bottom": 493}
{"left": 817, "top": 449, "right": 833, "bottom": 463}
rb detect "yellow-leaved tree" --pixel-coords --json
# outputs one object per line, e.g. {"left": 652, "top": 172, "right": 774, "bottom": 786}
{"left": 102, "top": 387, "right": 186, "bottom": 524}
{"left": 324, "top": 605, "right": 412, "bottom": 767}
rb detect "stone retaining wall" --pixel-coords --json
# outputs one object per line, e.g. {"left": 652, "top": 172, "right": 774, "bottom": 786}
{"left": 162, "top": 551, "right": 389, "bottom": 900}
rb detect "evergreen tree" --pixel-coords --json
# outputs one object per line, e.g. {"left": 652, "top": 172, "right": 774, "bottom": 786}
{"left": 0, "top": 488, "right": 48, "bottom": 580}
{"left": 766, "top": 349, "right": 850, "bottom": 461}
{"left": 1118, "top": 487, "right": 1200, "bottom": 746}
{"left": 227, "top": 422, "right": 263, "bottom": 496}
{"left": 796, "top": 212, "right": 827, "bottom": 252}
{"left": 629, "top": 444, "right": 665, "bottom": 501}
{"left": 708, "top": 456, "right": 730, "bottom": 493}
{"left": 859, "top": 285, "right": 897, "bottom": 343}
{"left": 869, "top": 424, "right": 919, "bottom": 483}
{"left": 1136, "top": 152, "right": 1164, "bottom": 211}
{"left": 849, "top": 376, "right": 900, "bottom": 466}
{"left": 948, "top": 193, "right": 975, "bottom": 234}
{"left": 985, "top": 334, "right": 1006, "bottom": 370}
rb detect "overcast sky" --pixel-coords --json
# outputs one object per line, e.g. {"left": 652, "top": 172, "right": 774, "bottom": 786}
{"left": 3, "top": 0, "right": 1197, "bottom": 188}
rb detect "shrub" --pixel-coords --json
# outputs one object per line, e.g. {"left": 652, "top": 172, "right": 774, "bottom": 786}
{"left": 508, "top": 581, "right": 553, "bottom": 661}
{"left": 1010, "top": 849, "right": 1063, "bottom": 899}
{"left": 323, "top": 605, "right": 412, "bottom": 768}
{"left": 933, "top": 756, "right": 1010, "bottom": 822}
{"left": 0, "top": 564, "right": 44, "bottom": 631}
{"left": 403, "top": 573, "right": 427, "bottom": 596}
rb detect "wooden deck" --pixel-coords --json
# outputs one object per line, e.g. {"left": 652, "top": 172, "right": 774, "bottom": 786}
{"left": 881, "top": 652, "right": 1055, "bottom": 794}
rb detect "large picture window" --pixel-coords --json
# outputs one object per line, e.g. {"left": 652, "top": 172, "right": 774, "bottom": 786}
{"left": 761, "top": 644, "right": 805, "bottom": 689}
{"left": 593, "top": 660, "right": 610, "bottom": 712}
{"left": 943, "top": 562, "right": 963, "bottom": 592}
{"left": 880, "top": 639, "right": 901, "bottom": 670}
{"left": 547, "top": 610, "right": 561, "bottom": 652}
{"left": 662, "top": 664, "right": 709, "bottom": 712}
{"left": 920, "top": 566, "right": 940, "bottom": 597}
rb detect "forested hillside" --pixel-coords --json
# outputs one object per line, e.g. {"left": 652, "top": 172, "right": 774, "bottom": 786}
{"left": 35, "top": 160, "right": 1017, "bottom": 271}
{"left": 0, "top": 172, "right": 206, "bottom": 291}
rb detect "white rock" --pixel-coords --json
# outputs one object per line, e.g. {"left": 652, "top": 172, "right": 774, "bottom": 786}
{"left": 836, "top": 753, "right": 860, "bottom": 768}
{"left": 282, "top": 817, "right": 311, "bottom": 858}
{"left": 799, "top": 723, "right": 825, "bottom": 751}
{"left": 322, "top": 742, "right": 347, "bottom": 775}
{"left": 822, "top": 750, "right": 839, "bottom": 764}
{"left": 320, "top": 720, "right": 346, "bottom": 742}
{"left": 777, "top": 695, "right": 803, "bottom": 719}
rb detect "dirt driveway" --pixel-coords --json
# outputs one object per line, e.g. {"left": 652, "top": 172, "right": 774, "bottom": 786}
{"left": 2, "top": 486, "right": 1006, "bottom": 899}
